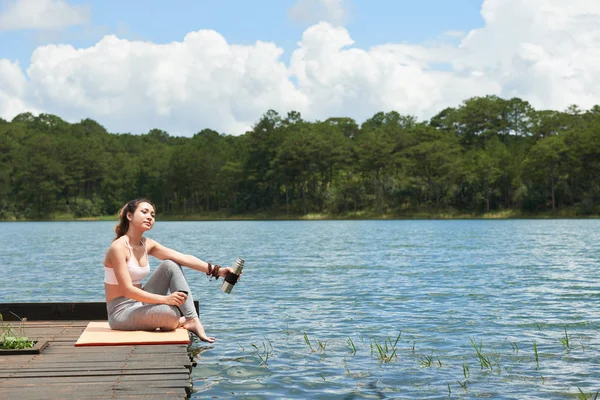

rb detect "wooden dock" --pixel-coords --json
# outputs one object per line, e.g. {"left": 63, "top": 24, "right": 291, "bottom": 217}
{"left": 0, "top": 303, "right": 198, "bottom": 400}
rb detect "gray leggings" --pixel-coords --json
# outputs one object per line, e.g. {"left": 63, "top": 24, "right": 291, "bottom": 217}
{"left": 107, "top": 260, "right": 199, "bottom": 332}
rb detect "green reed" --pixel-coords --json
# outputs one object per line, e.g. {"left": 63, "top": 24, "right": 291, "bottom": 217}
{"left": 419, "top": 351, "right": 442, "bottom": 368}
{"left": 532, "top": 340, "right": 540, "bottom": 370}
{"left": 532, "top": 340, "right": 545, "bottom": 382}
{"left": 371, "top": 332, "right": 401, "bottom": 363}
{"left": 347, "top": 336, "right": 357, "bottom": 355}
{"left": 281, "top": 324, "right": 293, "bottom": 336}
{"left": 559, "top": 327, "right": 570, "bottom": 351}
{"left": 469, "top": 337, "right": 493, "bottom": 370}
{"left": 457, "top": 363, "right": 470, "bottom": 392}
{"left": 251, "top": 338, "right": 273, "bottom": 367}
{"left": 505, "top": 337, "right": 519, "bottom": 353}
{"left": 302, "top": 332, "right": 327, "bottom": 353}
{"left": 303, "top": 332, "right": 314, "bottom": 352}
{"left": 317, "top": 339, "right": 327, "bottom": 352}
{"left": 420, "top": 353, "right": 434, "bottom": 367}
{"left": 577, "top": 387, "right": 599, "bottom": 400}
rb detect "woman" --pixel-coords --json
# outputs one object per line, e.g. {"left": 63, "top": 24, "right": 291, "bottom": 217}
{"left": 104, "top": 198, "right": 232, "bottom": 343}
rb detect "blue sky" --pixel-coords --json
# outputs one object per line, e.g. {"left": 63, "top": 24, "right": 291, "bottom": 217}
{"left": 2, "top": 0, "right": 484, "bottom": 69}
{"left": 0, "top": 0, "right": 597, "bottom": 136}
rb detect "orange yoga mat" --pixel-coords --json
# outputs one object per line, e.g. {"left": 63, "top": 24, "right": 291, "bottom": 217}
{"left": 74, "top": 321, "right": 190, "bottom": 347}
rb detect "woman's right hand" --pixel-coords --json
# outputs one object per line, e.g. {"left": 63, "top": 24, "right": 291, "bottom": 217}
{"left": 164, "top": 291, "right": 187, "bottom": 306}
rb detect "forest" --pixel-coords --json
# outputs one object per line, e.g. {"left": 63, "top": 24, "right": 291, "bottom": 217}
{"left": 1, "top": 95, "right": 599, "bottom": 220}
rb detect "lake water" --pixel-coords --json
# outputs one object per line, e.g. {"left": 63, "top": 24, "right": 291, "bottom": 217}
{"left": 1, "top": 220, "right": 599, "bottom": 399}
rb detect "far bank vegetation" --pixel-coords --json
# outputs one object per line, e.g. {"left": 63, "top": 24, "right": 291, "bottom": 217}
{"left": 1, "top": 95, "right": 599, "bottom": 220}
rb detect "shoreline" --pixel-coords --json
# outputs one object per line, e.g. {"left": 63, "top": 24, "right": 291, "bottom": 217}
{"left": 1, "top": 209, "right": 598, "bottom": 222}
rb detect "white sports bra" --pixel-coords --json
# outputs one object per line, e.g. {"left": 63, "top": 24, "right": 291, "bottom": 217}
{"left": 104, "top": 239, "right": 151, "bottom": 285}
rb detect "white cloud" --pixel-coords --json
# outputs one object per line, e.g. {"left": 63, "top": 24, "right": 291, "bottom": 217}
{"left": 0, "top": 0, "right": 89, "bottom": 31}
{"left": 289, "top": 0, "right": 350, "bottom": 26}
{"left": 0, "top": 59, "right": 35, "bottom": 120}
{"left": 23, "top": 31, "right": 307, "bottom": 135}
{"left": 456, "top": 0, "right": 600, "bottom": 111}
{"left": 2, "top": 0, "right": 600, "bottom": 135}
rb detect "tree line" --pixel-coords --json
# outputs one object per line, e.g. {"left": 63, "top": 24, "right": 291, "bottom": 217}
{"left": 1, "top": 95, "right": 599, "bottom": 219}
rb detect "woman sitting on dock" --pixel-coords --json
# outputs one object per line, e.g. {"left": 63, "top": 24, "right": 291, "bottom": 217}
{"left": 103, "top": 198, "right": 233, "bottom": 343}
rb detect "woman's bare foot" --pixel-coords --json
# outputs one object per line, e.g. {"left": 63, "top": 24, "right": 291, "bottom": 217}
{"left": 177, "top": 317, "right": 186, "bottom": 328}
{"left": 182, "top": 317, "right": 215, "bottom": 343}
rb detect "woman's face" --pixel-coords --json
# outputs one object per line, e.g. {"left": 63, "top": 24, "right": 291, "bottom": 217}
{"left": 129, "top": 202, "right": 155, "bottom": 231}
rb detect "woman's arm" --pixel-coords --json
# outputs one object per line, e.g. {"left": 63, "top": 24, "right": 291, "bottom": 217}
{"left": 106, "top": 242, "right": 186, "bottom": 305}
{"left": 146, "top": 238, "right": 230, "bottom": 278}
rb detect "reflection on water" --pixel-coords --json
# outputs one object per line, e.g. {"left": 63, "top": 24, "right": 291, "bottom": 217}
{"left": 1, "top": 219, "right": 599, "bottom": 398}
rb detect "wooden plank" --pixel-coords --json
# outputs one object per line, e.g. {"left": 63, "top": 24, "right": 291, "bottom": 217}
{"left": 0, "top": 369, "right": 189, "bottom": 378}
{"left": 0, "top": 376, "right": 192, "bottom": 386}
{"left": 0, "top": 364, "right": 192, "bottom": 374}
{"left": 0, "top": 386, "right": 188, "bottom": 400}
{"left": 0, "top": 391, "right": 187, "bottom": 400}
{"left": 42, "top": 354, "right": 192, "bottom": 362}
{"left": 0, "top": 384, "right": 189, "bottom": 393}
{"left": 45, "top": 345, "right": 191, "bottom": 353}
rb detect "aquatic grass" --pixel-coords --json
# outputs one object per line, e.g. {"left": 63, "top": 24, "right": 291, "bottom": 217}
{"left": 251, "top": 338, "right": 273, "bottom": 367}
{"left": 491, "top": 350, "right": 502, "bottom": 371}
{"left": 302, "top": 332, "right": 327, "bottom": 353}
{"left": 457, "top": 363, "right": 470, "bottom": 392}
{"left": 532, "top": 340, "right": 545, "bottom": 382}
{"left": 559, "top": 327, "right": 570, "bottom": 351}
{"left": 371, "top": 332, "right": 401, "bottom": 363}
{"left": 281, "top": 324, "right": 293, "bottom": 336}
{"left": 469, "top": 337, "right": 493, "bottom": 371}
{"left": 346, "top": 336, "right": 357, "bottom": 355}
{"left": 505, "top": 338, "right": 519, "bottom": 353}
{"left": 303, "top": 332, "right": 314, "bottom": 352}
{"left": 577, "top": 388, "right": 599, "bottom": 400}
{"left": 419, "top": 351, "right": 442, "bottom": 368}
{"left": 316, "top": 339, "right": 327, "bottom": 352}
{"left": 420, "top": 353, "right": 434, "bottom": 367}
